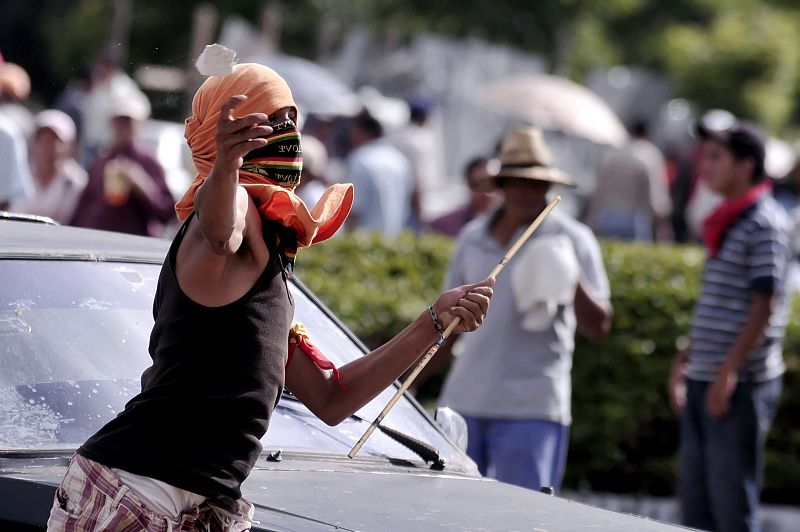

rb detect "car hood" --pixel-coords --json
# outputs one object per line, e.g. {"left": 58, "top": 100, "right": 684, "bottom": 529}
{"left": 0, "top": 454, "right": 686, "bottom": 531}
{"left": 241, "top": 454, "right": 685, "bottom": 531}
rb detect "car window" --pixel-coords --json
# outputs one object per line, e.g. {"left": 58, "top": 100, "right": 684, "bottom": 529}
{"left": 0, "top": 259, "right": 466, "bottom": 467}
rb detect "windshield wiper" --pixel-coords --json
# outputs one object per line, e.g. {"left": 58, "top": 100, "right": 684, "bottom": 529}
{"left": 0, "top": 449, "right": 74, "bottom": 458}
{"left": 280, "top": 390, "right": 446, "bottom": 470}
{"left": 371, "top": 423, "right": 446, "bottom": 470}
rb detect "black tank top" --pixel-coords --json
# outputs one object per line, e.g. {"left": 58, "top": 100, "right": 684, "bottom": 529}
{"left": 79, "top": 214, "right": 294, "bottom": 503}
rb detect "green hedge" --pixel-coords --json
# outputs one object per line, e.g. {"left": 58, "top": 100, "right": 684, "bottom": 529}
{"left": 297, "top": 233, "right": 800, "bottom": 503}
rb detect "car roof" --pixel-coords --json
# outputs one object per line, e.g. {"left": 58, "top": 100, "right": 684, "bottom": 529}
{"left": 0, "top": 220, "right": 170, "bottom": 264}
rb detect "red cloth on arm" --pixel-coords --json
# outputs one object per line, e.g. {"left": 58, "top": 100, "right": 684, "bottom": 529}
{"left": 287, "top": 323, "right": 349, "bottom": 392}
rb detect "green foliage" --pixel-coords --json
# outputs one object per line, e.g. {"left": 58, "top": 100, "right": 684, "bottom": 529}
{"left": 570, "top": 241, "right": 800, "bottom": 503}
{"left": 660, "top": 5, "right": 800, "bottom": 132}
{"left": 567, "top": 241, "right": 702, "bottom": 496}
{"left": 298, "top": 231, "right": 453, "bottom": 347}
{"left": 298, "top": 232, "right": 800, "bottom": 503}
{"left": 7, "top": 0, "right": 800, "bottom": 131}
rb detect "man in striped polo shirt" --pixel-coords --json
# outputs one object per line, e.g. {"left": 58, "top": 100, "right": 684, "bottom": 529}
{"left": 669, "top": 122, "right": 790, "bottom": 532}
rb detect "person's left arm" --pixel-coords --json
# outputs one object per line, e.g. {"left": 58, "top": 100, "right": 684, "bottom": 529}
{"left": 575, "top": 280, "right": 612, "bottom": 342}
{"left": 706, "top": 218, "right": 789, "bottom": 417}
{"left": 285, "top": 277, "right": 494, "bottom": 426}
{"left": 573, "top": 225, "right": 613, "bottom": 342}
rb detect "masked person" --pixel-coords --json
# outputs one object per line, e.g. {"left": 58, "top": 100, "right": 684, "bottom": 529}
{"left": 47, "top": 63, "right": 494, "bottom": 531}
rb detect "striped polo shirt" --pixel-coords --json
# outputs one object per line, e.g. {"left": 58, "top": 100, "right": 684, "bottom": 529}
{"left": 687, "top": 195, "right": 791, "bottom": 382}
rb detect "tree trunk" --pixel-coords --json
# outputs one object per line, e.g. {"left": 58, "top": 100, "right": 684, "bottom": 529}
{"left": 109, "top": 0, "right": 133, "bottom": 65}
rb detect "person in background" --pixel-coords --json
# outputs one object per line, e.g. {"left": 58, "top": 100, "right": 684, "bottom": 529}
{"left": 0, "top": 62, "right": 32, "bottom": 210}
{"left": 628, "top": 120, "right": 673, "bottom": 240}
{"left": 429, "top": 156, "right": 498, "bottom": 238}
{"left": 70, "top": 95, "right": 174, "bottom": 237}
{"left": 0, "top": 61, "right": 34, "bottom": 138}
{"left": 56, "top": 65, "right": 93, "bottom": 141}
{"left": 345, "top": 109, "right": 415, "bottom": 237}
{"left": 669, "top": 122, "right": 790, "bottom": 532}
{"left": 295, "top": 134, "right": 329, "bottom": 208}
{"left": 11, "top": 110, "right": 87, "bottom": 223}
{"left": 584, "top": 145, "right": 654, "bottom": 241}
{"left": 81, "top": 54, "right": 151, "bottom": 163}
{"left": 772, "top": 157, "right": 800, "bottom": 214}
{"left": 425, "top": 127, "right": 612, "bottom": 491}
{"left": 391, "top": 95, "right": 441, "bottom": 228}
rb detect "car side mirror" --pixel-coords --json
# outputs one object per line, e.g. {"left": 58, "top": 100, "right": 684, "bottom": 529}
{"left": 434, "top": 407, "right": 468, "bottom": 452}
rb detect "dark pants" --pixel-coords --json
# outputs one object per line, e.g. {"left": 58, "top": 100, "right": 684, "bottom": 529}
{"left": 679, "top": 377, "right": 782, "bottom": 532}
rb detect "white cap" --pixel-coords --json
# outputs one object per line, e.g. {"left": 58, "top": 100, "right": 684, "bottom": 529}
{"left": 34, "top": 109, "right": 77, "bottom": 143}
{"left": 110, "top": 91, "right": 151, "bottom": 121}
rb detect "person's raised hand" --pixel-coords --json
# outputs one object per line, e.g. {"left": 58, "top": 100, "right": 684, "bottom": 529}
{"left": 214, "top": 95, "right": 272, "bottom": 175}
{"left": 433, "top": 277, "right": 495, "bottom": 334}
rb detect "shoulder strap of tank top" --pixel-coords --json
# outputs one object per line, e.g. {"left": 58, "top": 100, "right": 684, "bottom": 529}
{"left": 166, "top": 211, "right": 196, "bottom": 267}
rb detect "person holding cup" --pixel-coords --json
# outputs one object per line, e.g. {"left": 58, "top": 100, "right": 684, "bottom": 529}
{"left": 70, "top": 93, "right": 174, "bottom": 236}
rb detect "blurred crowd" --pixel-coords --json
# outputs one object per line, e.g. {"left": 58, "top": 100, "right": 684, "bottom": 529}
{"left": 3, "top": 53, "right": 800, "bottom": 265}
{"left": 2, "top": 45, "right": 797, "bottom": 531}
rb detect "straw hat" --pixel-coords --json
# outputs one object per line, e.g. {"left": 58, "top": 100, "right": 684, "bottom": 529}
{"left": 492, "top": 127, "right": 574, "bottom": 187}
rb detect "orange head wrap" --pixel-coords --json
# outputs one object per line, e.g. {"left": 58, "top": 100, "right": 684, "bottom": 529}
{"left": 176, "top": 63, "right": 353, "bottom": 253}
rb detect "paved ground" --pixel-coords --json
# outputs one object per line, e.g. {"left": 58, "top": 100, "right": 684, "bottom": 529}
{"left": 563, "top": 491, "right": 800, "bottom": 532}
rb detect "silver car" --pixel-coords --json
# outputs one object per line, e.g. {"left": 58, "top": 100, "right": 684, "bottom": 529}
{"left": 0, "top": 215, "right": 686, "bottom": 531}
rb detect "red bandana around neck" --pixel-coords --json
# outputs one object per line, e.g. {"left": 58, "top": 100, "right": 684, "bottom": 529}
{"left": 702, "top": 181, "right": 771, "bottom": 257}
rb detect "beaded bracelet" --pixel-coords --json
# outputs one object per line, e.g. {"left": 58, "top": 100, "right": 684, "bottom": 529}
{"left": 428, "top": 305, "right": 445, "bottom": 345}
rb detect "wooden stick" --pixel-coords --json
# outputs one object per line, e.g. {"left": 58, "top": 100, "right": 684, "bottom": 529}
{"left": 348, "top": 195, "right": 562, "bottom": 459}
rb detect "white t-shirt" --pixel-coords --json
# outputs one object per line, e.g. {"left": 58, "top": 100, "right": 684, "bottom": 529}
{"left": 0, "top": 112, "right": 32, "bottom": 206}
{"left": 346, "top": 139, "right": 414, "bottom": 237}
{"left": 11, "top": 159, "right": 87, "bottom": 224}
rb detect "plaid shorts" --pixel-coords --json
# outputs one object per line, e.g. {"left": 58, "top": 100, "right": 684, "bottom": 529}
{"left": 47, "top": 454, "right": 254, "bottom": 531}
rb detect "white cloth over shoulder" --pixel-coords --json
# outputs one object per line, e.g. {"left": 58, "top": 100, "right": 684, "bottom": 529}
{"left": 511, "top": 234, "right": 579, "bottom": 331}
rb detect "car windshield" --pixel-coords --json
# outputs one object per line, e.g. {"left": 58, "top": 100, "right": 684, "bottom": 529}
{"left": 0, "top": 258, "right": 469, "bottom": 468}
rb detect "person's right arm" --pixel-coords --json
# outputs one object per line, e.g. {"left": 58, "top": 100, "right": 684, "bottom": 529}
{"left": 669, "top": 345, "right": 689, "bottom": 415}
{"left": 406, "top": 239, "right": 467, "bottom": 395}
{"left": 194, "top": 95, "right": 271, "bottom": 254}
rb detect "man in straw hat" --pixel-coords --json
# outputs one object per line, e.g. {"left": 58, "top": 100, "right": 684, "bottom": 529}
{"left": 47, "top": 62, "right": 494, "bottom": 530}
{"left": 425, "top": 127, "right": 612, "bottom": 492}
